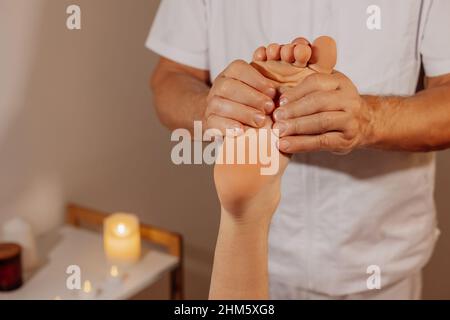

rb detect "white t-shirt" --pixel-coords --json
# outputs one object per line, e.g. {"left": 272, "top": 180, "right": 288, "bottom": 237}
{"left": 146, "top": 0, "right": 450, "bottom": 296}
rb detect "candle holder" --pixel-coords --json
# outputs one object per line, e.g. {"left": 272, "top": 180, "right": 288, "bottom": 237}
{"left": 0, "top": 243, "right": 23, "bottom": 291}
{"left": 103, "top": 213, "right": 141, "bottom": 267}
{"left": 1, "top": 218, "right": 39, "bottom": 272}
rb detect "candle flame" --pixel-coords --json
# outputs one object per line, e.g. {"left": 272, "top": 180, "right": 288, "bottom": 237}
{"left": 110, "top": 265, "right": 119, "bottom": 277}
{"left": 83, "top": 280, "right": 92, "bottom": 293}
{"left": 115, "top": 223, "right": 127, "bottom": 236}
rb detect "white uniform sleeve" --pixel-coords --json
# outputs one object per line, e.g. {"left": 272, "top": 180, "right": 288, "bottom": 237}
{"left": 145, "top": 0, "right": 209, "bottom": 70}
{"left": 421, "top": 0, "right": 450, "bottom": 77}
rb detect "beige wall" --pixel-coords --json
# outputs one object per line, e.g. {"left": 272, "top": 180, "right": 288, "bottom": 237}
{"left": 0, "top": 0, "right": 219, "bottom": 299}
{"left": 0, "top": 0, "right": 448, "bottom": 299}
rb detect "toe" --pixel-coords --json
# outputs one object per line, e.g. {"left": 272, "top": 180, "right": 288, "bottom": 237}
{"left": 309, "top": 36, "right": 337, "bottom": 74}
{"left": 293, "top": 43, "right": 312, "bottom": 67}
{"left": 253, "top": 46, "right": 267, "bottom": 61}
{"left": 280, "top": 44, "right": 296, "bottom": 63}
{"left": 266, "top": 43, "right": 282, "bottom": 60}
{"left": 291, "top": 37, "right": 310, "bottom": 46}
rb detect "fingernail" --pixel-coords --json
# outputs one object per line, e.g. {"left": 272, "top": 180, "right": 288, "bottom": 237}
{"left": 273, "top": 122, "right": 287, "bottom": 137}
{"left": 234, "top": 127, "right": 244, "bottom": 136}
{"left": 279, "top": 97, "right": 288, "bottom": 106}
{"left": 274, "top": 109, "right": 285, "bottom": 121}
{"left": 277, "top": 139, "right": 290, "bottom": 151}
{"left": 253, "top": 113, "right": 266, "bottom": 127}
{"left": 265, "top": 100, "right": 275, "bottom": 113}
{"left": 227, "top": 126, "right": 243, "bottom": 137}
{"left": 267, "top": 87, "right": 277, "bottom": 98}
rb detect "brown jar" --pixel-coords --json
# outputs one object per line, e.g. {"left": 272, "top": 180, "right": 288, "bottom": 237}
{"left": 0, "top": 243, "right": 23, "bottom": 291}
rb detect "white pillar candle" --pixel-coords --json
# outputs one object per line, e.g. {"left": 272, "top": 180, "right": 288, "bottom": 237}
{"left": 103, "top": 213, "right": 141, "bottom": 266}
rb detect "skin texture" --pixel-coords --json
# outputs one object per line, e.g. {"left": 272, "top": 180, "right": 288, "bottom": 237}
{"left": 208, "top": 37, "right": 334, "bottom": 299}
{"left": 264, "top": 41, "right": 450, "bottom": 154}
{"left": 151, "top": 40, "right": 450, "bottom": 153}
{"left": 210, "top": 36, "right": 334, "bottom": 256}
{"left": 210, "top": 118, "right": 290, "bottom": 300}
{"left": 214, "top": 119, "right": 290, "bottom": 219}
{"left": 150, "top": 35, "right": 450, "bottom": 300}
{"left": 205, "top": 60, "right": 276, "bottom": 135}
{"left": 251, "top": 36, "right": 337, "bottom": 94}
{"left": 273, "top": 72, "right": 450, "bottom": 154}
{"left": 208, "top": 207, "right": 273, "bottom": 300}
{"left": 151, "top": 57, "right": 210, "bottom": 133}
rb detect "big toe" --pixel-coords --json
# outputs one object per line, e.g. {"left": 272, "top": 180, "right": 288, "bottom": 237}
{"left": 308, "top": 36, "right": 337, "bottom": 74}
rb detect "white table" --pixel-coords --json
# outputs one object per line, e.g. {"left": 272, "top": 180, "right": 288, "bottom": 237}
{"left": 0, "top": 226, "right": 179, "bottom": 300}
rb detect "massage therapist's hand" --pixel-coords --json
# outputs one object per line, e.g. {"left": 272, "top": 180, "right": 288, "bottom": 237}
{"left": 205, "top": 60, "right": 277, "bottom": 135}
{"left": 273, "top": 71, "right": 374, "bottom": 154}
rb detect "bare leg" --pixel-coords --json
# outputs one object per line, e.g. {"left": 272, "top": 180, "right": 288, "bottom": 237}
{"left": 210, "top": 119, "right": 289, "bottom": 300}
{"left": 209, "top": 36, "right": 337, "bottom": 300}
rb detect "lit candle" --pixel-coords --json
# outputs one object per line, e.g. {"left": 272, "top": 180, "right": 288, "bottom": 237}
{"left": 103, "top": 213, "right": 141, "bottom": 266}
{"left": 110, "top": 265, "right": 119, "bottom": 278}
{"left": 79, "top": 280, "right": 96, "bottom": 300}
{"left": 107, "top": 265, "right": 122, "bottom": 284}
{"left": 102, "top": 265, "right": 123, "bottom": 292}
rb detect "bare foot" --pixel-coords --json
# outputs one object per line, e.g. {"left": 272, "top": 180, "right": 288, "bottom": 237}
{"left": 213, "top": 36, "right": 336, "bottom": 220}
{"left": 214, "top": 117, "right": 290, "bottom": 220}
{"left": 250, "top": 36, "right": 337, "bottom": 94}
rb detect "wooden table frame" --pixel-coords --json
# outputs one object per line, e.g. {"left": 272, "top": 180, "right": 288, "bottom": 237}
{"left": 66, "top": 203, "right": 184, "bottom": 300}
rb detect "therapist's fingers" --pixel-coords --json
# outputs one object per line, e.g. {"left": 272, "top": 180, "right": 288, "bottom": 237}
{"left": 211, "top": 76, "right": 275, "bottom": 113}
{"left": 279, "top": 72, "right": 340, "bottom": 105}
{"left": 273, "top": 91, "right": 343, "bottom": 121}
{"left": 273, "top": 111, "right": 349, "bottom": 137}
{"left": 206, "top": 114, "right": 244, "bottom": 137}
{"left": 206, "top": 96, "right": 267, "bottom": 129}
{"left": 220, "top": 59, "right": 276, "bottom": 99}
{"left": 277, "top": 132, "right": 349, "bottom": 154}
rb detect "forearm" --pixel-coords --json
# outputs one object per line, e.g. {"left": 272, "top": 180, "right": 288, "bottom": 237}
{"left": 151, "top": 65, "right": 209, "bottom": 132}
{"left": 209, "top": 207, "right": 271, "bottom": 300}
{"left": 365, "top": 83, "right": 450, "bottom": 152}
